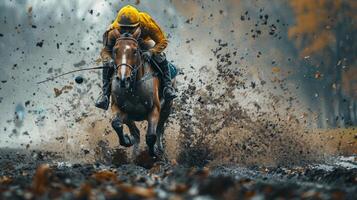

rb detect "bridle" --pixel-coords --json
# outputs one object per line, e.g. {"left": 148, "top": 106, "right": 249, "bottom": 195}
{"left": 114, "top": 36, "right": 141, "bottom": 70}
{"left": 114, "top": 36, "right": 143, "bottom": 88}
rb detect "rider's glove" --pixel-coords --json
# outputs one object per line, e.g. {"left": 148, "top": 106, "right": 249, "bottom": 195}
{"left": 142, "top": 50, "right": 153, "bottom": 62}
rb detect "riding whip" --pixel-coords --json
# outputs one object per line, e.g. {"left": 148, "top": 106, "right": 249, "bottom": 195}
{"left": 36, "top": 66, "right": 109, "bottom": 84}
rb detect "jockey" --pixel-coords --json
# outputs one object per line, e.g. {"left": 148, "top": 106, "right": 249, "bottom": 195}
{"left": 95, "top": 5, "right": 177, "bottom": 110}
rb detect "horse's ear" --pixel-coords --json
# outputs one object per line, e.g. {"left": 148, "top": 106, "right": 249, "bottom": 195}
{"left": 113, "top": 29, "right": 121, "bottom": 39}
{"left": 132, "top": 27, "right": 141, "bottom": 39}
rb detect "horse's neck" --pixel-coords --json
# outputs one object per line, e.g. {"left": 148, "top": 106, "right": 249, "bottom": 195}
{"left": 136, "top": 61, "right": 154, "bottom": 81}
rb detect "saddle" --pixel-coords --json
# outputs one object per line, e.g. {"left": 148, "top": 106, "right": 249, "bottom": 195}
{"left": 138, "top": 39, "right": 178, "bottom": 79}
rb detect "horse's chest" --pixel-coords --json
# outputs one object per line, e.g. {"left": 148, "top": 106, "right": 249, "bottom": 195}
{"left": 112, "top": 78, "right": 155, "bottom": 115}
{"left": 119, "top": 92, "right": 153, "bottom": 113}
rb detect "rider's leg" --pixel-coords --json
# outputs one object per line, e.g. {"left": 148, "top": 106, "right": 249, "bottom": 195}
{"left": 95, "top": 60, "right": 114, "bottom": 110}
{"left": 153, "top": 53, "right": 177, "bottom": 101}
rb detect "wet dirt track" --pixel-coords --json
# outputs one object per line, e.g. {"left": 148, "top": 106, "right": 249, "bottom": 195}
{"left": 1, "top": 149, "right": 356, "bottom": 200}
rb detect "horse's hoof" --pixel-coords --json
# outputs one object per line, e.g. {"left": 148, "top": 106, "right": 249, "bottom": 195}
{"left": 120, "top": 134, "right": 134, "bottom": 147}
{"left": 148, "top": 145, "right": 164, "bottom": 160}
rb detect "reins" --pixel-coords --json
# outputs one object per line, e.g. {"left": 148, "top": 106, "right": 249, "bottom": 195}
{"left": 116, "top": 63, "right": 135, "bottom": 71}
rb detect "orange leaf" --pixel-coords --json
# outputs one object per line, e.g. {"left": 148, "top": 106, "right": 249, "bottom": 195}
{"left": 32, "top": 164, "right": 51, "bottom": 195}
{"left": 76, "top": 183, "right": 92, "bottom": 199}
{"left": 0, "top": 176, "right": 12, "bottom": 185}
{"left": 173, "top": 184, "right": 189, "bottom": 193}
{"left": 119, "top": 184, "right": 156, "bottom": 198}
{"left": 92, "top": 170, "right": 117, "bottom": 182}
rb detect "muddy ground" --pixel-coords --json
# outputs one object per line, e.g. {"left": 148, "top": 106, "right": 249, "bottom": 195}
{"left": 0, "top": 148, "right": 356, "bottom": 200}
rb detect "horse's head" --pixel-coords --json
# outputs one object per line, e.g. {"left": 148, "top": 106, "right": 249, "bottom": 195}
{"left": 113, "top": 28, "right": 141, "bottom": 89}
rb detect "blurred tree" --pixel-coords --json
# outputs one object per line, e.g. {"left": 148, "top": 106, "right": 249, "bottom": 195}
{"left": 288, "top": 0, "right": 357, "bottom": 127}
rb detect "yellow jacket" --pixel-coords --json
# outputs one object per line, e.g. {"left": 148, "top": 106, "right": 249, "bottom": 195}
{"left": 109, "top": 12, "right": 168, "bottom": 54}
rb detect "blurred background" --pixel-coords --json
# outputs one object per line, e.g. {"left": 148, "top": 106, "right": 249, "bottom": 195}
{"left": 0, "top": 0, "right": 356, "bottom": 166}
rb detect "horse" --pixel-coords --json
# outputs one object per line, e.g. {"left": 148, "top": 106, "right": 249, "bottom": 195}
{"left": 109, "top": 28, "right": 174, "bottom": 157}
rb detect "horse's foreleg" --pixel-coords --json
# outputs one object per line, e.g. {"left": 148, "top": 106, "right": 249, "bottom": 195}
{"left": 127, "top": 121, "right": 140, "bottom": 143}
{"left": 126, "top": 121, "right": 140, "bottom": 156}
{"left": 146, "top": 106, "right": 160, "bottom": 157}
{"left": 111, "top": 106, "right": 134, "bottom": 147}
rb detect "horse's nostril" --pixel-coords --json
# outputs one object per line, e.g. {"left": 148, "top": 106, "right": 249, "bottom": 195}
{"left": 115, "top": 76, "right": 120, "bottom": 80}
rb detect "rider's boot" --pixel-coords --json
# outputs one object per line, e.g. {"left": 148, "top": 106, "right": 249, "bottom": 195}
{"left": 158, "top": 59, "right": 177, "bottom": 101}
{"left": 95, "top": 61, "right": 114, "bottom": 110}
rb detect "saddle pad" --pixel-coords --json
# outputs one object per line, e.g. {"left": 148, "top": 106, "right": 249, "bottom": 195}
{"left": 168, "top": 62, "right": 178, "bottom": 78}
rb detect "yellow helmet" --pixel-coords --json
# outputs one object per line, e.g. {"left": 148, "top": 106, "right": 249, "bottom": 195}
{"left": 115, "top": 5, "right": 140, "bottom": 27}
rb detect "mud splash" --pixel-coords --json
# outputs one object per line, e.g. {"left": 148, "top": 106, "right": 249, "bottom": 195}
{"left": 171, "top": 39, "right": 327, "bottom": 167}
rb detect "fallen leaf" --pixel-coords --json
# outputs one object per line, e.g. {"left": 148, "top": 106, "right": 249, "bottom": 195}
{"left": 92, "top": 170, "right": 117, "bottom": 182}
{"left": 76, "top": 183, "right": 92, "bottom": 199}
{"left": 118, "top": 184, "right": 156, "bottom": 198}
{"left": 194, "top": 167, "right": 210, "bottom": 178}
{"left": 0, "top": 176, "right": 12, "bottom": 184}
{"left": 32, "top": 164, "right": 51, "bottom": 195}
{"left": 173, "top": 184, "right": 189, "bottom": 193}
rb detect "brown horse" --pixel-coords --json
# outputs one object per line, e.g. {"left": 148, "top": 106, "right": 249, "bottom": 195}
{"left": 109, "top": 28, "right": 173, "bottom": 157}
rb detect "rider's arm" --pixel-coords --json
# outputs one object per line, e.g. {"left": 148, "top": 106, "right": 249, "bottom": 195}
{"left": 100, "top": 29, "right": 117, "bottom": 62}
{"left": 140, "top": 12, "right": 168, "bottom": 54}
